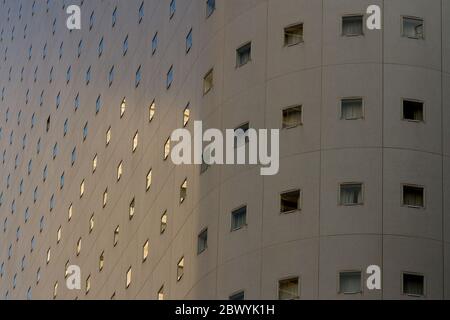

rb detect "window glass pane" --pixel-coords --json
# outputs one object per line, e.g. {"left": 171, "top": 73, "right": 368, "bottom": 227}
{"left": 340, "top": 184, "right": 363, "bottom": 205}
{"left": 341, "top": 98, "right": 363, "bottom": 120}
{"left": 342, "top": 16, "right": 363, "bottom": 36}
{"left": 403, "top": 17, "right": 424, "bottom": 39}
{"left": 403, "top": 274, "right": 424, "bottom": 296}
{"left": 279, "top": 278, "right": 299, "bottom": 300}
{"left": 339, "top": 272, "right": 361, "bottom": 294}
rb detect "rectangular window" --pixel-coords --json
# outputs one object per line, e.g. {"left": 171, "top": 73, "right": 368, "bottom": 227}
{"left": 170, "top": 0, "right": 176, "bottom": 19}
{"left": 403, "top": 273, "right": 425, "bottom": 296}
{"left": 402, "top": 185, "right": 425, "bottom": 208}
{"left": 278, "top": 277, "right": 299, "bottom": 300}
{"left": 197, "top": 229, "right": 208, "bottom": 254}
{"left": 402, "top": 17, "right": 424, "bottom": 39}
{"left": 180, "top": 179, "right": 187, "bottom": 203}
{"left": 158, "top": 286, "right": 164, "bottom": 300}
{"left": 341, "top": 98, "right": 363, "bottom": 120}
{"left": 160, "top": 211, "right": 167, "bottom": 234}
{"left": 236, "top": 42, "right": 251, "bottom": 67}
{"left": 117, "top": 161, "right": 123, "bottom": 181}
{"left": 138, "top": 1, "right": 144, "bottom": 23}
{"left": 284, "top": 23, "right": 304, "bottom": 46}
{"left": 103, "top": 189, "right": 108, "bottom": 207}
{"left": 206, "top": 0, "right": 216, "bottom": 18}
{"left": 203, "top": 69, "right": 213, "bottom": 95}
{"left": 114, "top": 226, "right": 119, "bottom": 246}
{"left": 177, "top": 257, "right": 184, "bottom": 281}
{"left": 231, "top": 206, "right": 247, "bottom": 231}
{"left": 342, "top": 15, "right": 364, "bottom": 36}
{"left": 340, "top": 183, "right": 363, "bottom": 206}
{"left": 126, "top": 267, "right": 132, "bottom": 288}
{"left": 133, "top": 131, "right": 139, "bottom": 152}
{"left": 339, "top": 271, "right": 362, "bottom": 294}
{"left": 186, "top": 29, "right": 193, "bottom": 53}
{"left": 229, "top": 291, "right": 244, "bottom": 300}
{"left": 123, "top": 35, "right": 128, "bottom": 56}
{"left": 152, "top": 32, "right": 158, "bottom": 55}
{"left": 282, "top": 105, "right": 302, "bottom": 128}
{"left": 167, "top": 66, "right": 174, "bottom": 89}
{"left": 280, "top": 190, "right": 301, "bottom": 214}
{"left": 149, "top": 100, "right": 156, "bottom": 122}
{"left": 129, "top": 198, "right": 135, "bottom": 220}
{"left": 146, "top": 169, "right": 152, "bottom": 191}
{"left": 109, "top": 66, "right": 114, "bottom": 87}
{"left": 164, "top": 138, "right": 171, "bottom": 160}
{"left": 135, "top": 66, "right": 141, "bottom": 87}
{"left": 403, "top": 99, "right": 424, "bottom": 122}
{"left": 143, "top": 240, "right": 149, "bottom": 262}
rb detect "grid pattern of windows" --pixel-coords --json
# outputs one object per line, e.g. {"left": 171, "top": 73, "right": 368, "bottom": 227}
{"left": 0, "top": 1, "right": 442, "bottom": 301}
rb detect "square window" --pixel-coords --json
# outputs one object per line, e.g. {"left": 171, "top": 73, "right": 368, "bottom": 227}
{"left": 236, "top": 42, "right": 251, "bottom": 67}
{"left": 340, "top": 183, "right": 363, "bottom": 206}
{"left": 341, "top": 98, "right": 363, "bottom": 120}
{"left": 339, "top": 271, "right": 362, "bottom": 294}
{"left": 177, "top": 257, "right": 184, "bottom": 281}
{"left": 278, "top": 277, "right": 299, "bottom": 300}
{"left": 403, "top": 100, "right": 424, "bottom": 122}
{"left": 403, "top": 273, "right": 425, "bottom": 296}
{"left": 402, "top": 17, "right": 424, "bottom": 39}
{"left": 284, "top": 23, "right": 304, "bottom": 46}
{"left": 282, "top": 105, "right": 302, "bottom": 128}
{"left": 231, "top": 206, "right": 247, "bottom": 231}
{"left": 342, "top": 15, "right": 364, "bottom": 36}
{"left": 280, "top": 190, "right": 301, "bottom": 213}
{"left": 203, "top": 69, "right": 213, "bottom": 95}
{"left": 197, "top": 229, "right": 208, "bottom": 254}
{"left": 403, "top": 185, "right": 425, "bottom": 208}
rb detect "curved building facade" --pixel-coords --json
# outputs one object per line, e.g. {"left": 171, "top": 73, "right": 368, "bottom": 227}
{"left": 0, "top": 0, "right": 449, "bottom": 300}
